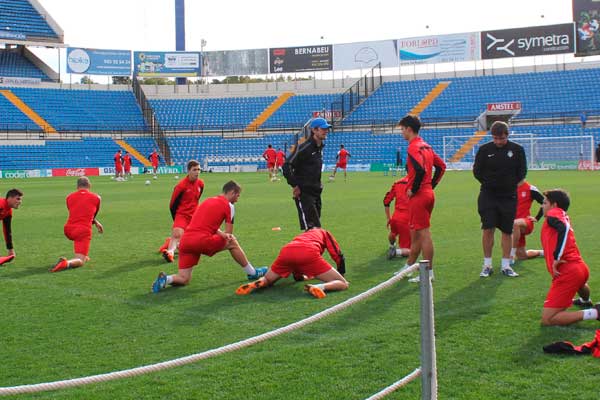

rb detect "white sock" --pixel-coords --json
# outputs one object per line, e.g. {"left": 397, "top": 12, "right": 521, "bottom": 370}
{"left": 166, "top": 275, "right": 173, "bottom": 284}
{"left": 583, "top": 308, "right": 598, "bottom": 320}
{"left": 510, "top": 248, "right": 516, "bottom": 258}
{"left": 539, "top": 250, "right": 544, "bottom": 257}
{"left": 395, "top": 249, "right": 404, "bottom": 256}
{"left": 243, "top": 264, "right": 256, "bottom": 275}
{"left": 315, "top": 283, "right": 326, "bottom": 291}
{"left": 484, "top": 257, "right": 492, "bottom": 267}
{"left": 501, "top": 258, "right": 511, "bottom": 269}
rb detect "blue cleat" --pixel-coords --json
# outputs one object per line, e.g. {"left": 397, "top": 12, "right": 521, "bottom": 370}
{"left": 247, "top": 267, "right": 268, "bottom": 281}
{"left": 152, "top": 272, "right": 167, "bottom": 293}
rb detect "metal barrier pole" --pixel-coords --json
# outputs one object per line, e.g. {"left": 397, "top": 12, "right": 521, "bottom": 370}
{"left": 419, "top": 260, "right": 437, "bottom": 400}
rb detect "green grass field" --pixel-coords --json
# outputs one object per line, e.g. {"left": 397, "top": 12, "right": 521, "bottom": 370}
{"left": 2, "top": 170, "right": 600, "bottom": 399}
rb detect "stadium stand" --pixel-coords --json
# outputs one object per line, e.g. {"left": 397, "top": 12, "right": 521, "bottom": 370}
{"left": 0, "top": 0, "right": 61, "bottom": 40}
{"left": 0, "top": 91, "right": 40, "bottom": 131}
{"left": 0, "top": 48, "right": 50, "bottom": 80}
{"left": 261, "top": 94, "right": 339, "bottom": 128}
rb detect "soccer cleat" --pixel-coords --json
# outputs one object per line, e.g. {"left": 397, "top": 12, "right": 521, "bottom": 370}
{"left": 573, "top": 297, "right": 594, "bottom": 308}
{"left": 304, "top": 284, "right": 326, "bottom": 299}
{"left": 247, "top": 266, "right": 268, "bottom": 281}
{"left": 152, "top": 272, "right": 167, "bottom": 293}
{"left": 162, "top": 250, "right": 174, "bottom": 263}
{"left": 235, "top": 278, "right": 266, "bottom": 295}
{"left": 50, "top": 257, "right": 69, "bottom": 273}
{"left": 387, "top": 245, "right": 397, "bottom": 260}
{"left": 501, "top": 267, "right": 519, "bottom": 277}
{"left": 157, "top": 237, "right": 171, "bottom": 253}
{"left": 0, "top": 254, "right": 15, "bottom": 266}
{"left": 480, "top": 265, "right": 493, "bottom": 278}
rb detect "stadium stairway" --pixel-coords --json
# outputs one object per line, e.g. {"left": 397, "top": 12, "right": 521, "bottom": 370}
{"left": 115, "top": 139, "right": 152, "bottom": 166}
{"left": 245, "top": 92, "right": 295, "bottom": 131}
{"left": 409, "top": 81, "right": 451, "bottom": 116}
{"left": 0, "top": 89, "right": 57, "bottom": 134}
{"left": 449, "top": 131, "right": 487, "bottom": 162}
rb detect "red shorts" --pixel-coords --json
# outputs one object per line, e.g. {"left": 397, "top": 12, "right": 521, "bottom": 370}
{"left": 178, "top": 233, "right": 227, "bottom": 269}
{"left": 152, "top": 163, "right": 158, "bottom": 169}
{"left": 390, "top": 213, "right": 411, "bottom": 249}
{"left": 544, "top": 262, "right": 589, "bottom": 309}
{"left": 64, "top": 224, "right": 92, "bottom": 256}
{"left": 124, "top": 166, "right": 131, "bottom": 173}
{"left": 270, "top": 245, "right": 332, "bottom": 278}
{"left": 408, "top": 190, "right": 435, "bottom": 230}
{"left": 115, "top": 163, "right": 123, "bottom": 172}
{"left": 336, "top": 161, "right": 347, "bottom": 169}
{"left": 267, "top": 162, "right": 276, "bottom": 169}
{"left": 517, "top": 218, "right": 535, "bottom": 247}
{"left": 173, "top": 213, "right": 192, "bottom": 230}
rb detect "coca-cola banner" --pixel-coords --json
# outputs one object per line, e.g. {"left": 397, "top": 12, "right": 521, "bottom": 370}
{"left": 52, "top": 168, "right": 100, "bottom": 177}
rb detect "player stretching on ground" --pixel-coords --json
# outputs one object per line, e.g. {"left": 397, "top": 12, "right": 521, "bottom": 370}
{"left": 511, "top": 179, "right": 544, "bottom": 266}
{"left": 263, "top": 144, "right": 277, "bottom": 181}
{"left": 397, "top": 115, "right": 446, "bottom": 282}
{"left": 114, "top": 149, "right": 123, "bottom": 179}
{"left": 149, "top": 150, "right": 160, "bottom": 177}
{"left": 152, "top": 181, "right": 267, "bottom": 292}
{"left": 123, "top": 151, "right": 132, "bottom": 179}
{"left": 0, "top": 189, "right": 23, "bottom": 266}
{"left": 236, "top": 228, "right": 348, "bottom": 299}
{"left": 384, "top": 176, "right": 410, "bottom": 259}
{"left": 330, "top": 144, "right": 351, "bottom": 181}
{"left": 51, "top": 177, "right": 103, "bottom": 273}
{"left": 539, "top": 189, "right": 599, "bottom": 326}
{"left": 159, "top": 160, "right": 204, "bottom": 263}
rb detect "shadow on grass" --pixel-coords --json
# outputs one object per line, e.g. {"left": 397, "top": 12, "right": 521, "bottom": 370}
{"left": 1, "top": 262, "right": 54, "bottom": 279}
{"left": 95, "top": 257, "right": 169, "bottom": 280}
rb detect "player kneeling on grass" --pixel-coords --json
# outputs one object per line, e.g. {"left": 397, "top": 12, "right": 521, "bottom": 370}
{"left": 510, "top": 179, "right": 544, "bottom": 266}
{"left": 152, "top": 181, "right": 266, "bottom": 293}
{"left": 236, "top": 228, "right": 348, "bottom": 299}
{"left": 51, "top": 177, "right": 103, "bottom": 273}
{"left": 0, "top": 188, "right": 23, "bottom": 266}
{"left": 384, "top": 176, "right": 410, "bottom": 259}
{"left": 540, "top": 189, "right": 599, "bottom": 326}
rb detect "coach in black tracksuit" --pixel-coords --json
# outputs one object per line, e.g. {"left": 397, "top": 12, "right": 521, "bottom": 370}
{"left": 283, "top": 117, "right": 330, "bottom": 231}
{"left": 473, "top": 121, "right": 527, "bottom": 278}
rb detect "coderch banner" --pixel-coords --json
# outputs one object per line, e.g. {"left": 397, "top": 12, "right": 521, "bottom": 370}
{"left": 134, "top": 51, "right": 201, "bottom": 77}
{"left": 573, "top": 0, "right": 600, "bottom": 56}
{"left": 1, "top": 169, "right": 52, "bottom": 179}
{"left": 66, "top": 48, "right": 132, "bottom": 76}
{"left": 481, "top": 23, "right": 575, "bottom": 59}
{"left": 269, "top": 45, "right": 332, "bottom": 73}
{"left": 398, "top": 33, "right": 480, "bottom": 65}
{"left": 52, "top": 168, "right": 100, "bottom": 177}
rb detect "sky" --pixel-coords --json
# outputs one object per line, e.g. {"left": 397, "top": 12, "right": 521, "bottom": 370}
{"left": 29, "top": 0, "right": 576, "bottom": 78}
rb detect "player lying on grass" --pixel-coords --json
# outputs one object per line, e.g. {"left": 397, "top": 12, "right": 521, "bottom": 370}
{"left": 51, "top": 177, "right": 103, "bottom": 273}
{"left": 152, "top": 180, "right": 266, "bottom": 293}
{"left": 236, "top": 228, "right": 348, "bottom": 299}
{"left": 539, "top": 189, "right": 599, "bottom": 326}
{"left": 0, "top": 188, "right": 23, "bottom": 266}
{"left": 384, "top": 176, "right": 410, "bottom": 259}
{"left": 510, "top": 179, "right": 544, "bottom": 266}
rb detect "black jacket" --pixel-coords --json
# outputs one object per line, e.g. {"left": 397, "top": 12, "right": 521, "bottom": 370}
{"left": 283, "top": 137, "right": 323, "bottom": 194}
{"left": 473, "top": 140, "right": 527, "bottom": 196}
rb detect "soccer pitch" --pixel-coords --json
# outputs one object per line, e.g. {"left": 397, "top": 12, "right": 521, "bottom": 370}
{"left": 2, "top": 170, "right": 599, "bottom": 399}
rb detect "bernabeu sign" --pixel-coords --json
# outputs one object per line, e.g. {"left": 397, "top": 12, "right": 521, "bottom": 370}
{"left": 481, "top": 23, "right": 575, "bottom": 59}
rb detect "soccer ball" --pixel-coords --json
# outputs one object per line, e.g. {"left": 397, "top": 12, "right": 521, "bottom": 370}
{"left": 153, "top": 175, "right": 158, "bottom": 180}
{"left": 175, "top": 175, "right": 179, "bottom": 179}
{"left": 145, "top": 180, "right": 151, "bottom": 185}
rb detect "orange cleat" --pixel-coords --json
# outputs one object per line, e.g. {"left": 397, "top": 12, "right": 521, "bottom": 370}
{"left": 162, "top": 250, "right": 174, "bottom": 263}
{"left": 158, "top": 237, "right": 171, "bottom": 253}
{"left": 0, "top": 254, "right": 15, "bottom": 266}
{"left": 50, "top": 257, "right": 69, "bottom": 273}
{"left": 304, "top": 284, "right": 326, "bottom": 299}
{"left": 236, "top": 278, "right": 266, "bottom": 295}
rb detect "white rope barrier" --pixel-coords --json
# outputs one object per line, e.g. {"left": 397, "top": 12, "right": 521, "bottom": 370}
{"left": 364, "top": 368, "right": 422, "bottom": 400}
{"left": 0, "top": 264, "right": 420, "bottom": 396}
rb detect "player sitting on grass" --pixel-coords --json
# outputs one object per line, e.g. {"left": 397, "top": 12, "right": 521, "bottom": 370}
{"left": 539, "top": 189, "right": 599, "bottom": 326}
{"left": 0, "top": 188, "right": 23, "bottom": 266}
{"left": 384, "top": 176, "right": 410, "bottom": 259}
{"left": 152, "top": 180, "right": 266, "bottom": 293}
{"left": 511, "top": 179, "right": 544, "bottom": 266}
{"left": 51, "top": 177, "right": 103, "bottom": 273}
{"left": 236, "top": 228, "right": 348, "bottom": 299}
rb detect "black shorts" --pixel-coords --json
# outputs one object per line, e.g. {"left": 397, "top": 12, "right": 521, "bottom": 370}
{"left": 294, "top": 190, "right": 322, "bottom": 231}
{"left": 477, "top": 191, "right": 517, "bottom": 234}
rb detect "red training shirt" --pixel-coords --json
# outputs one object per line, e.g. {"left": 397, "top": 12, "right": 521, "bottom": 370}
{"left": 406, "top": 136, "right": 446, "bottom": 194}
{"left": 123, "top": 154, "right": 132, "bottom": 169}
{"left": 541, "top": 207, "right": 584, "bottom": 275}
{"left": 263, "top": 148, "right": 277, "bottom": 163}
{"left": 383, "top": 177, "right": 409, "bottom": 214}
{"left": 114, "top": 152, "right": 122, "bottom": 166}
{"left": 66, "top": 189, "right": 101, "bottom": 228}
{"left": 169, "top": 177, "right": 204, "bottom": 220}
{"left": 516, "top": 180, "right": 544, "bottom": 220}
{"left": 0, "top": 198, "right": 14, "bottom": 249}
{"left": 185, "top": 195, "right": 234, "bottom": 236}
{"left": 276, "top": 151, "right": 285, "bottom": 166}
{"left": 285, "top": 228, "right": 343, "bottom": 266}
{"left": 337, "top": 149, "right": 350, "bottom": 163}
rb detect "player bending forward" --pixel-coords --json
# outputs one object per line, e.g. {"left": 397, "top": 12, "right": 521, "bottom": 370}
{"left": 384, "top": 176, "right": 411, "bottom": 259}
{"left": 152, "top": 181, "right": 266, "bottom": 293}
{"left": 236, "top": 228, "right": 348, "bottom": 299}
{"left": 540, "top": 189, "right": 599, "bottom": 326}
{"left": 511, "top": 179, "right": 544, "bottom": 266}
{"left": 0, "top": 189, "right": 23, "bottom": 266}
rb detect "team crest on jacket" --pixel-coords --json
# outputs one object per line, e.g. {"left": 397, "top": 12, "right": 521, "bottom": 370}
{"left": 507, "top": 150, "right": 513, "bottom": 158}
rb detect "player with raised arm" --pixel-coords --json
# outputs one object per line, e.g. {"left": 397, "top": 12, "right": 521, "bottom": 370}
{"left": 511, "top": 179, "right": 544, "bottom": 266}
{"left": 262, "top": 144, "right": 277, "bottom": 181}
{"left": 236, "top": 228, "right": 348, "bottom": 299}
{"left": 152, "top": 181, "right": 267, "bottom": 292}
{"left": 0, "top": 189, "right": 23, "bottom": 266}
{"left": 384, "top": 176, "right": 410, "bottom": 259}
{"left": 330, "top": 144, "right": 351, "bottom": 181}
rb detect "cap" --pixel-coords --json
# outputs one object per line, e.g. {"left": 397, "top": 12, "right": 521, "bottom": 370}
{"left": 310, "top": 117, "right": 332, "bottom": 129}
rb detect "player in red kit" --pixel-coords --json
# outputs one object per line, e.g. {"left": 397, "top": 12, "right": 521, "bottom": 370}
{"left": 511, "top": 179, "right": 544, "bottom": 266}
{"left": 123, "top": 151, "right": 132, "bottom": 179}
{"left": 275, "top": 148, "right": 286, "bottom": 178}
{"left": 158, "top": 160, "right": 204, "bottom": 262}
{"left": 539, "top": 189, "right": 599, "bottom": 326}
{"left": 152, "top": 181, "right": 267, "bottom": 293}
{"left": 0, "top": 189, "right": 23, "bottom": 266}
{"left": 114, "top": 149, "right": 123, "bottom": 179}
{"left": 384, "top": 176, "right": 410, "bottom": 259}
{"left": 149, "top": 150, "right": 160, "bottom": 177}
{"left": 396, "top": 115, "right": 446, "bottom": 282}
{"left": 263, "top": 144, "right": 277, "bottom": 181}
{"left": 330, "top": 144, "right": 351, "bottom": 181}
{"left": 235, "top": 228, "right": 348, "bottom": 299}
{"left": 51, "top": 177, "right": 103, "bottom": 272}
